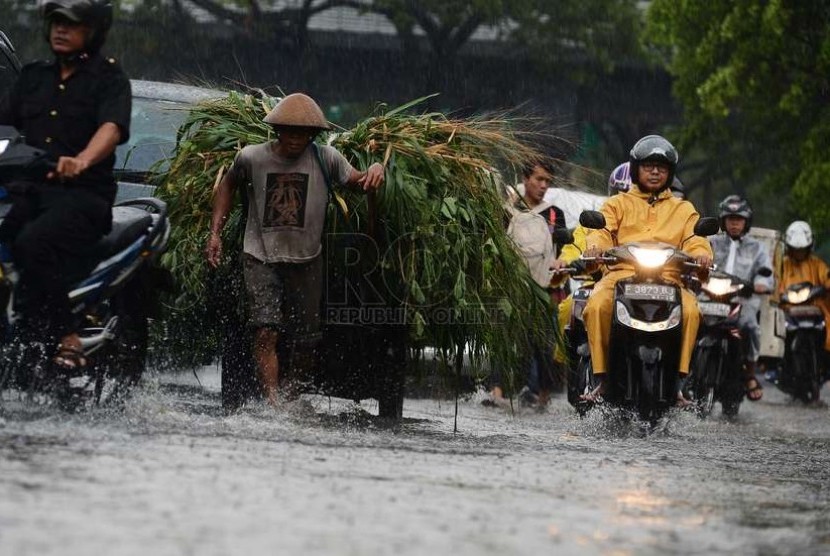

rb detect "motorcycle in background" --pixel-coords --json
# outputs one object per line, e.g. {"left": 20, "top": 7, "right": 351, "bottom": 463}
{"left": 550, "top": 262, "right": 595, "bottom": 414}
{"left": 0, "top": 126, "right": 170, "bottom": 406}
{"left": 777, "top": 282, "right": 826, "bottom": 403}
{"left": 686, "top": 267, "right": 772, "bottom": 417}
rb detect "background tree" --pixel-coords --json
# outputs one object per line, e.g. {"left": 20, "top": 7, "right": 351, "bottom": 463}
{"left": 1, "top": 0, "right": 659, "bottom": 189}
{"left": 646, "top": 0, "right": 830, "bottom": 231}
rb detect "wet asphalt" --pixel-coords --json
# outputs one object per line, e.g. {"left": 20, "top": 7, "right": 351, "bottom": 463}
{"left": 0, "top": 368, "right": 828, "bottom": 556}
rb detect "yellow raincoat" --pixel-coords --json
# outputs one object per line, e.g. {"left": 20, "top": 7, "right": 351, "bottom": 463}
{"left": 553, "top": 225, "right": 589, "bottom": 363}
{"left": 582, "top": 186, "right": 712, "bottom": 375}
{"left": 779, "top": 254, "right": 830, "bottom": 351}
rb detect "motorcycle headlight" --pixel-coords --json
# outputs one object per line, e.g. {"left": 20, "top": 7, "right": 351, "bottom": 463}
{"left": 628, "top": 246, "right": 674, "bottom": 268}
{"left": 702, "top": 277, "right": 742, "bottom": 297}
{"left": 0, "top": 139, "right": 9, "bottom": 155}
{"left": 786, "top": 287, "right": 811, "bottom": 304}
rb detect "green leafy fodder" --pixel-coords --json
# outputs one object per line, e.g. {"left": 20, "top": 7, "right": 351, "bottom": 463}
{"left": 155, "top": 92, "right": 556, "bottom": 390}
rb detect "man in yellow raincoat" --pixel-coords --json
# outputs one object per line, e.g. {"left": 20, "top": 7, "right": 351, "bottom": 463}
{"left": 580, "top": 135, "right": 713, "bottom": 401}
{"left": 779, "top": 221, "right": 830, "bottom": 356}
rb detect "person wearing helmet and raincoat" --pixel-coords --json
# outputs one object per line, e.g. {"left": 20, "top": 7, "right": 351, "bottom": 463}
{"left": 550, "top": 162, "right": 631, "bottom": 366}
{"left": 710, "top": 195, "right": 774, "bottom": 401}
{"left": 579, "top": 135, "right": 713, "bottom": 402}
{"left": 0, "top": 0, "right": 131, "bottom": 372}
{"left": 206, "top": 93, "right": 384, "bottom": 405}
{"left": 779, "top": 221, "right": 830, "bottom": 360}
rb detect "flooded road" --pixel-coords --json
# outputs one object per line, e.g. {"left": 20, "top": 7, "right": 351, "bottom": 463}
{"left": 1, "top": 368, "right": 828, "bottom": 556}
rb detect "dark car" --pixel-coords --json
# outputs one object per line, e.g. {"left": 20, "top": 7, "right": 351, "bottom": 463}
{"left": 115, "top": 79, "right": 223, "bottom": 200}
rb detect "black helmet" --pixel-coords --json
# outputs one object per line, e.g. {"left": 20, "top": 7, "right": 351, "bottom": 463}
{"left": 670, "top": 176, "right": 685, "bottom": 199}
{"left": 718, "top": 194, "right": 753, "bottom": 234}
{"left": 41, "top": 0, "right": 113, "bottom": 54}
{"left": 629, "top": 134, "right": 679, "bottom": 191}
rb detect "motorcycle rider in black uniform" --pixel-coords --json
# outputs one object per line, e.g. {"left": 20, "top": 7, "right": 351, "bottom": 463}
{"left": 0, "top": 0, "right": 131, "bottom": 371}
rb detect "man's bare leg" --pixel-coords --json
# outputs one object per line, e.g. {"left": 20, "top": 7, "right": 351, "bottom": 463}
{"left": 253, "top": 328, "right": 280, "bottom": 405}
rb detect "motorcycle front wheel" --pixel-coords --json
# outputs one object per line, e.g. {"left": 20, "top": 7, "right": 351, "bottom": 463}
{"left": 688, "top": 347, "right": 717, "bottom": 418}
{"left": 788, "top": 335, "right": 821, "bottom": 403}
{"left": 567, "top": 355, "right": 594, "bottom": 416}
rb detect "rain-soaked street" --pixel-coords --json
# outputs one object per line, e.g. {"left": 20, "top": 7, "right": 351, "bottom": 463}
{"left": 1, "top": 369, "right": 828, "bottom": 556}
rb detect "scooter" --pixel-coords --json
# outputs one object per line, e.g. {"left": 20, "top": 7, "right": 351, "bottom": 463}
{"left": 685, "top": 268, "right": 772, "bottom": 417}
{"left": 777, "top": 281, "right": 826, "bottom": 403}
{"left": 551, "top": 262, "right": 596, "bottom": 414}
{"left": 575, "top": 210, "right": 718, "bottom": 423}
{"left": 0, "top": 126, "right": 169, "bottom": 405}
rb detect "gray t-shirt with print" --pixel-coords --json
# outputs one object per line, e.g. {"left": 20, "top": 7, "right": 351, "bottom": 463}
{"left": 227, "top": 142, "right": 355, "bottom": 263}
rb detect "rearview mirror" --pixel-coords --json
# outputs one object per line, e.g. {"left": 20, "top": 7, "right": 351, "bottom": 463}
{"left": 694, "top": 217, "right": 719, "bottom": 237}
{"left": 579, "top": 210, "right": 606, "bottom": 230}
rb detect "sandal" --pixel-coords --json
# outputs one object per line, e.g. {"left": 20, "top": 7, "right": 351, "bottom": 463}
{"left": 53, "top": 345, "right": 87, "bottom": 372}
{"left": 745, "top": 377, "right": 763, "bottom": 402}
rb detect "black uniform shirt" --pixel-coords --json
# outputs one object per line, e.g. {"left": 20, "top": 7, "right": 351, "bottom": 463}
{"left": 0, "top": 53, "right": 131, "bottom": 202}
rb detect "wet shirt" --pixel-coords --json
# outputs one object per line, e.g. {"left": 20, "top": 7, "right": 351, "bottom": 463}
{"left": 228, "top": 142, "right": 354, "bottom": 263}
{"left": 0, "top": 54, "right": 131, "bottom": 202}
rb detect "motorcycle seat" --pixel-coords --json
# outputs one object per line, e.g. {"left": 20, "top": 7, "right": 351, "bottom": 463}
{"left": 97, "top": 206, "right": 153, "bottom": 258}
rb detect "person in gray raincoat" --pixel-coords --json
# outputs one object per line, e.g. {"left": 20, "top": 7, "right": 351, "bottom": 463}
{"left": 710, "top": 195, "right": 774, "bottom": 401}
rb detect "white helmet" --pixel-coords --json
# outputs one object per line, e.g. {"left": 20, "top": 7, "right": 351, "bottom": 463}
{"left": 784, "top": 221, "right": 813, "bottom": 249}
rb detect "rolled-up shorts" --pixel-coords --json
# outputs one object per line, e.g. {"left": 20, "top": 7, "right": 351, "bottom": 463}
{"left": 243, "top": 253, "right": 323, "bottom": 334}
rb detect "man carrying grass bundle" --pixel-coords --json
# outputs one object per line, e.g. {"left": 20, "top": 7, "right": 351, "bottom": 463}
{"left": 205, "top": 93, "right": 384, "bottom": 406}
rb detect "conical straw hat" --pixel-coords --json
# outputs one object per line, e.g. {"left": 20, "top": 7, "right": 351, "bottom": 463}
{"left": 263, "top": 93, "right": 330, "bottom": 130}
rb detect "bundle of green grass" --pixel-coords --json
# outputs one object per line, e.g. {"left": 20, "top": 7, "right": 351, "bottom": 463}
{"left": 153, "top": 91, "right": 554, "bottom": 393}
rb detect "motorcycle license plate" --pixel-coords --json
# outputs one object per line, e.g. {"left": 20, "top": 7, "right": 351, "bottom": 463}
{"left": 699, "top": 301, "right": 731, "bottom": 317}
{"left": 623, "top": 283, "right": 676, "bottom": 302}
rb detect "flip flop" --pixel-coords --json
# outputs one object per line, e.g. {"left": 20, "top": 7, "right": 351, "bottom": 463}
{"left": 745, "top": 377, "right": 763, "bottom": 402}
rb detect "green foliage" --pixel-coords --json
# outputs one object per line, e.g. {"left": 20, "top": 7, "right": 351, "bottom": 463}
{"left": 510, "top": 0, "right": 644, "bottom": 76}
{"left": 646, "top": 0, "right": 830, "bottom": 230}
{"left": 154, "top": 91, "right": 554, "bottom": 387}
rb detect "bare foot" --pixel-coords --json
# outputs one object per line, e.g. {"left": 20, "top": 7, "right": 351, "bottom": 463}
{"left": 263, "top": 389, "right": 279, "bottom": 407}
{"left": 676, "top": 391, "right": 693, "bottom": 409}
{"left": 580, "top": 378, "right": 606, "bottom": 402}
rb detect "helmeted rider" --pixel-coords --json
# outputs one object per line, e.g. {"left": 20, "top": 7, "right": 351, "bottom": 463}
{"left": 669, "top": 176, "right": 686, "bottom": 200}
{"left": 709, "top": 195, "right": 774, "bottom": 401}
{"left": 779, "top": 221, "right": 830, "bottom": 373}
{"left": 0, "top": 0, "right": 131, "bottom": 371}
{"left": 607, "top": 161, "right": 632, "bottom": 196}
{"left": 580, "top": 135, "right": 713, "bottom": 403}
{"left": 608, "top": 161, "right": 687, "bottom": 200}
{"left": 551, "top": 162, "right": 629, "bottom": 366}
